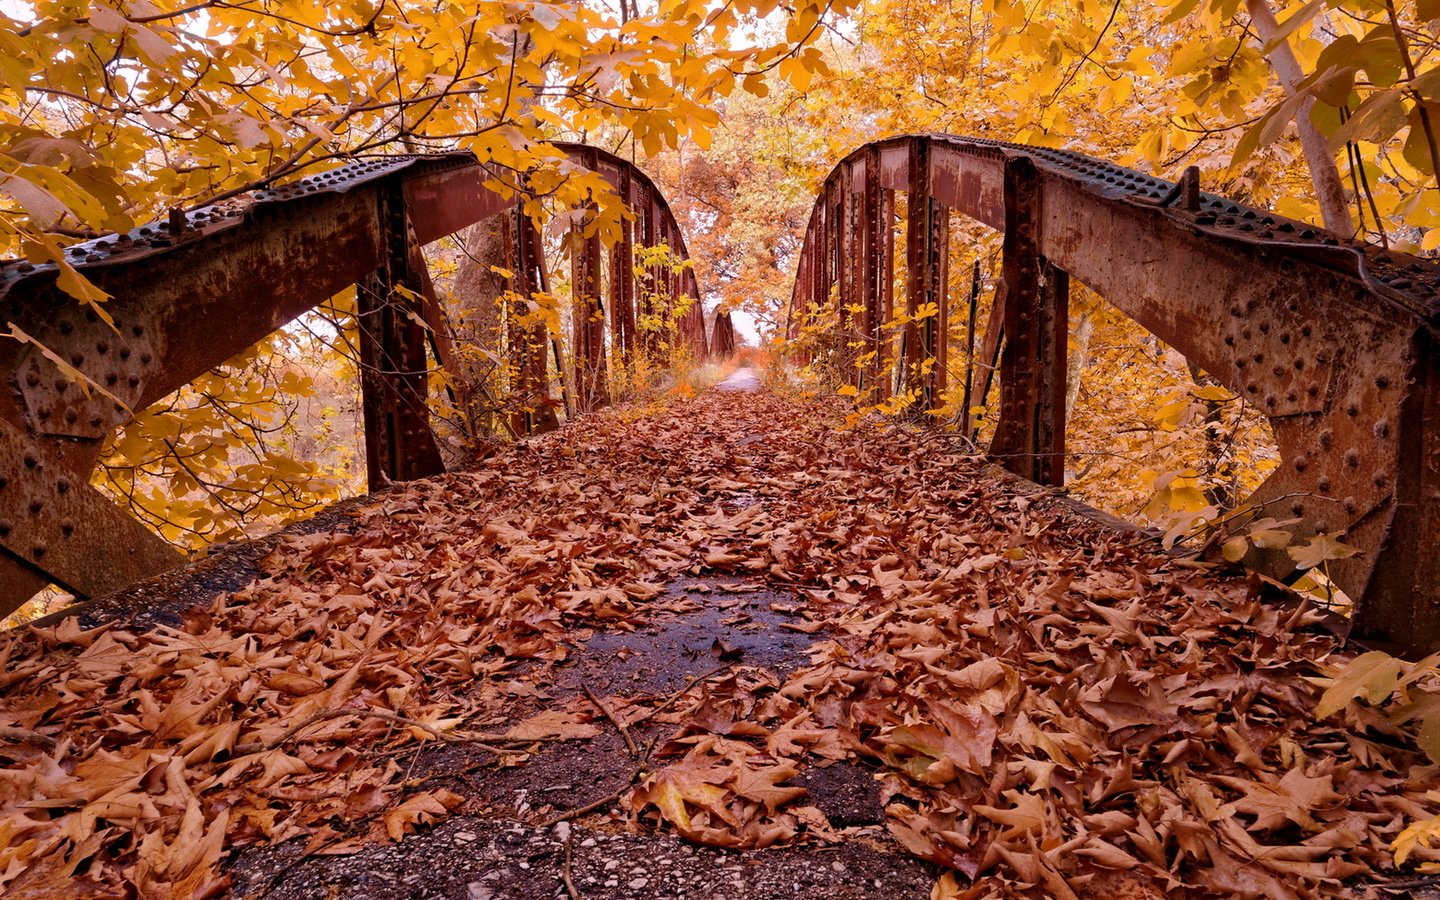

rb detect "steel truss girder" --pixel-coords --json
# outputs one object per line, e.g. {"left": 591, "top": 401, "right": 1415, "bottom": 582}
{"left": 790, "top": 132, "right": 1440, "bottom": 654}
{"left": 0, "top": 144, "right": 703, "bottom": 617}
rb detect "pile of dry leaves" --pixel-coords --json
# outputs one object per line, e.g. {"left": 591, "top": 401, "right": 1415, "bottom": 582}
{"left": 0, "top": 385, "right": 1436, "bottom": 898}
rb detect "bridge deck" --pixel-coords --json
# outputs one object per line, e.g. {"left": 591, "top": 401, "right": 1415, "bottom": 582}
{"left": 0, "top": 378, "right": 1429, "bottom": 898}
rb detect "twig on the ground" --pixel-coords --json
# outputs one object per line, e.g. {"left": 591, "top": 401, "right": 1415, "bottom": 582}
{"left": 533, "top": 664, "right": 737, "bottom": 827}
{"left": 0, "top": 726, "right": 57, "bottom": 750}
{"left": 582, "top": 682, "right": 639, "bottom": 757}
{"left": 538, "top": 780, "right": 635, "bottom": 828}
{"left": 558, "top": 822, "right": 581, "bottom": 899}
{"left": 629, "top": 664, "right": 732, "bottom": 729}
{"left": 1379, "top": 874, "right": 1440, "bottom": 892}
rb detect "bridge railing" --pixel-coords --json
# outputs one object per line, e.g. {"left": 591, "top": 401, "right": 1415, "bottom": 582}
{"left": 0, "top": 144, "right": 705, "bottom": 617}
{"left": 789, "top": 133, "right": 1440, "bottom": 654}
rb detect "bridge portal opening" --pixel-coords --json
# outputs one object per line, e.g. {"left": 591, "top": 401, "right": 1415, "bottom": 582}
{"left": 929, "top": 217, "right": 1280, "bottom": 543}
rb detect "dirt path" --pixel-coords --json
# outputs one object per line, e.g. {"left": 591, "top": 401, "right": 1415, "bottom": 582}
{"left": 0, "top": 382, "right": 1433, "bottom": 899}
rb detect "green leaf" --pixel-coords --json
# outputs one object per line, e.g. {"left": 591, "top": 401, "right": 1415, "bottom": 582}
{"left": 1316, "top": 651, "right": 1405, "bottom": 718}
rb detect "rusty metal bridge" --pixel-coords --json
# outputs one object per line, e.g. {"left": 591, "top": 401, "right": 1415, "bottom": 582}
{"left": 2, "top": 134, "right": 1439, "bottom": 652}
{"left": 0, "top": 144, "right": 706, "bottom": 619}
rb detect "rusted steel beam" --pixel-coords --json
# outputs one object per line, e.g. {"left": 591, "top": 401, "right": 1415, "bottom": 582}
{"left": 903, "top": 137, "right": 947, "bottom": 411}
{"left": 357, "top": 181, "right": 446, "bottom": 487}
{"left": 0, "top": 418, "right": 182, "bottom": 611}
{"left": 711, "top": 310, "right": 738, "bottom": 358}
{"left": 507, "top": 205, "right": 560, "bottom": 436}
{"left": 960, "top": 260, "right": 982, "bottom": 437}
{"left": 970, "top": 283, "right": 1006, "bottom": 442}
{"left": 791, "top": 133, "right": 1440, "bottom": 652}
{"left": 990, "top": 157, "right": 1068, "bottom": 486}
{"left": 860, "top": 148, "right": 884, "bottom": 398}
{"left": 880, "top": 187, "right": 896, "bottom": 398}
{"left": 571, "top": 221, "right": 608, "bottom": 413}
{"left": 838, "top": 167, "right": 859, "bottom": 388}
{"left": 0, "top": 143, "right": 701, "bottom": 615}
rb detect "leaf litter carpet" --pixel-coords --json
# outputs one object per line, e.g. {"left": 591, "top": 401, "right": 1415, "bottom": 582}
{"left": 1, "top": 381, "right": 1437, "bottom": 899}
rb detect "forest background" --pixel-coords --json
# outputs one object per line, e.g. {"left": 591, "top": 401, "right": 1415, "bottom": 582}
{"left": 2, "top": 0, "right": 1439, "bottom": 619}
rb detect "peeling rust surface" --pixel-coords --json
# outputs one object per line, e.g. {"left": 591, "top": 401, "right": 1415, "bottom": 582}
{"left": 791, "top": 133, "right": 1440, "bottom": 653}
{"left": 0, "top": 144, "right": 705, "bottom": 617}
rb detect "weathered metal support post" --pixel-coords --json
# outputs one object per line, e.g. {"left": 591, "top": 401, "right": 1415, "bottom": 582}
{"left": 990, "top": 156, "right": 1068, "bottom": 486}
{"left": 610, "top": 170, "right": 636, "bottom": 371}
{"left": 904, "top": 137, "right": 947, "bottom": 411}
{"left": 880, "top": 187, "right": 896, "bottom": 398}
{"left": 570, "top": 220, "right": 608, "bottom": 413}
{"left": 357, "top": 181, "right": 446, "bottom": 487}
{"left": 960, "top": 260, "right": 982, "bottom": 438}
{"left": 640, "top": 192, "right": 660, "bottom": 361}
{"left": 838, "top": 167, "right": 860, "bottom": 388}
{"left": 1353, "top": 341, "right": 1440, "bottom": 647}
{"left": 507, "top": 203, "right": 559, "bottom": 436}
{"left": 859, "top": 148, "right": 884, "bottom": 398}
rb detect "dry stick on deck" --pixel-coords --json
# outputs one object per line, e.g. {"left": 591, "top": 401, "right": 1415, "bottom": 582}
{"left": 628, "top": 664, "right": 732, "bottom": 728}
{"left": 536, "top": 665, "right": 736, "bottom": 828}
{"left": 0, "top": 726, "right": 57, "bottom": 750}
{"left": 582, "top": 682, "right": 639, "bottom": 757}
{"left": 559, "top": 823, "right": 582, "bottom": 900}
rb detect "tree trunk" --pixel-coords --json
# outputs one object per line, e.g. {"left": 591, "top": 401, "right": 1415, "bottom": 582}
{"left": 1246, "top": 0, "right": 1354, "bottom": 236}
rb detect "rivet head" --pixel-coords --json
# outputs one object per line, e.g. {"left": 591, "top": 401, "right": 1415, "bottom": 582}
{"left": 27, "top": 500, "right": 41, "bottom": 514}
{"left": 1377, "top": 375, "right": 1391, "bottom": 389}
{"left": 56, "top": 478, "right": 70, "bottom": 494}
{"left": 31, "top": 544, "right": 45, "bottom": 558}
{"left": 1374, "top": 471, "right": 1389, "bottom": 487}
{"left": 1344, "top": 448, "right": 1360, "bottom": 467}
{"left": 1343, "top": 496, "right": 1357, "bottom": 514}
{"left": 1374, "top": 420, "right": 1390, "bottom": 439}
{"left": 1294, "top": 455, "right": 1308, "bottom": 472}
{"left": 1318, "top": 476, "right": 1332, "bottom": 493}
{"left": 1319, "top": 429, "right": 1333, "bottom": 449}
